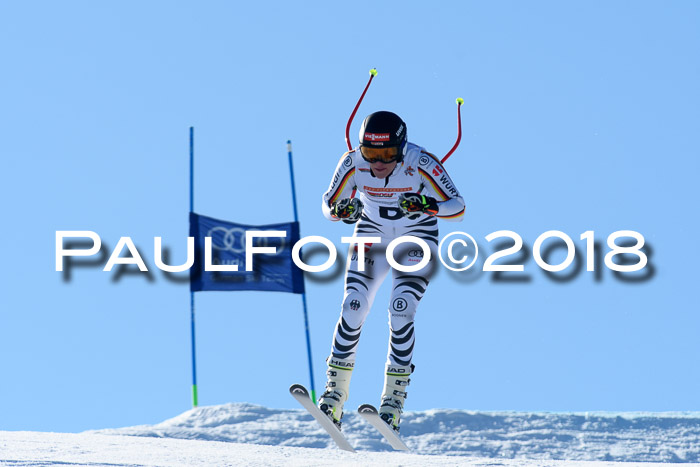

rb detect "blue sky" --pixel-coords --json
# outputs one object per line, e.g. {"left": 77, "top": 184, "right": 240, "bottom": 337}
{"left": 1, "top": 1, "right": 699, "bottom": 432}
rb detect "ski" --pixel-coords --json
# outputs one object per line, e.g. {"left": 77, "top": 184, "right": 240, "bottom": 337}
{"left": 357, "top": 404, "right": 410, "bottom": 451}
{"left": 289, "top": 384, "right": 355, "bottom": 452}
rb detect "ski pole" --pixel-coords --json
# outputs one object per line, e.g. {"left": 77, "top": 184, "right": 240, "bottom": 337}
{"left": 441, "top": 97, "right": 464, "bottom": 164}
{"left": 345, "top": 68, "right": 378, "bottom": 151}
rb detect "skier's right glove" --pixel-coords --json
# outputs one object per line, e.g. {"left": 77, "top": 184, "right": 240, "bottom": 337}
{"left": 330, "top": 198, "right": 363, "bottom": 224}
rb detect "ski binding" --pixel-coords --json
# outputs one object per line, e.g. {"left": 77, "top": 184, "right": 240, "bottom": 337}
{"left": 357, "top": 404, "right": 410, "bottom": 451}
{"left": 289, "top": 384, "right": 355, "bottom": 452}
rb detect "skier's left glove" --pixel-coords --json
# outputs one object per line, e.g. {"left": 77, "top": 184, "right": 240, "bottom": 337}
{"left": 398, "top": 193, "right": 439, "bottom": 217}
{"left": 330, "top": 198, "right": 363, "bottom": 224}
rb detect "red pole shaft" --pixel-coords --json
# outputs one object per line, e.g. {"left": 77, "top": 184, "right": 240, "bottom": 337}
{"left": 441, "top": 100, "right": 463, "bottom": 164}
{"left": 345, "top": 70, "right": 377, "bottom": 151}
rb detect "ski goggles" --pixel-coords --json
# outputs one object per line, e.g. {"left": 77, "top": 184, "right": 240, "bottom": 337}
{"left": 360, "top": 146, "right": 400, "bottom": 164}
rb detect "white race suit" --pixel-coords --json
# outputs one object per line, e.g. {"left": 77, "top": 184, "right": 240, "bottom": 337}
{"left": 321, "top": 142, "right": 465, "bottom": 367}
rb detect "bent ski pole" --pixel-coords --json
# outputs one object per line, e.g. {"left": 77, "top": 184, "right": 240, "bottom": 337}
{"left": 345, "top": 68, "right": 378, "bottom": 151}
{"left": 441, "top": 97, "right": 464, "bottom": 164}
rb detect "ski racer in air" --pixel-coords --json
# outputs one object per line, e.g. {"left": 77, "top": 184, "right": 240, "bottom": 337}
{"left": 318, "top": 110, "right": 465, "bottom": 432}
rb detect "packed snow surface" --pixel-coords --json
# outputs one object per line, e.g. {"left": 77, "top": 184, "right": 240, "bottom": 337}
{"left": 3, "top": 403, "right": 700, "bottom": 466}
{"left": 78, "top": 402, "right": 700, "bottom": 464}
{"left": 2, "top": 430, "right": 682, "bottom": 467}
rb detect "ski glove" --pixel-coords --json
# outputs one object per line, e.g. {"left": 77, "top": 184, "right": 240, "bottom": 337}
{"left": 398, "top": 193, "right": 439, "bottom": 217}
{"left": 331, "top": 198, "right": 363, "bottom": 224}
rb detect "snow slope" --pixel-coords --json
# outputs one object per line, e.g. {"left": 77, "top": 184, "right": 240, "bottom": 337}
{"left": 1, "top": 430, "right": 678, "bottom": 467}
{"left": 84, "top": 402, "right": 700, "bottom": 463}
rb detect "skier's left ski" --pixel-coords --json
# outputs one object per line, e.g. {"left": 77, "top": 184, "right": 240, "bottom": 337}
{"left": 357, "top": 404, "right": 410, "bottom": 451}
{"left": 289, "top": 384, "right": 355, "bottom": 452}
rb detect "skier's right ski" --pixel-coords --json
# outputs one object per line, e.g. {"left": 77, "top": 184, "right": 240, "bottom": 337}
{"left": 357, "top": 404, "right": 410, "bottom": 451}
{"left": 289, "top": 384, "right": 355, "bottom": 452}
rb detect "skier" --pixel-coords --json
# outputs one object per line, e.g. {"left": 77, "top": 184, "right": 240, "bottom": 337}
{"left": 318, "top": 111, "right": 465, "bottom": 431}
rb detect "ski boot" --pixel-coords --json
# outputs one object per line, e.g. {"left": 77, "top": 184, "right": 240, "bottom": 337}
{"left": 379, "top": 363, "right": 414, "bottom": 432}
{"left": 317, "top": 356, "right": 354, "bottom": 430}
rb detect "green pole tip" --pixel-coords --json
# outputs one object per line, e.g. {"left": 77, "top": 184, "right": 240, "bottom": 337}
{"left": 456, "top": 97, "right": 464, "bottom": 105}
{"left": 369, "top": 68, "right": 378, "bottom": 76}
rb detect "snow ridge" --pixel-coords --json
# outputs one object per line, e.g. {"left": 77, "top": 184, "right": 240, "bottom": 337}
{"left": 90, "top": 403, "right": 700, "bottom": 463}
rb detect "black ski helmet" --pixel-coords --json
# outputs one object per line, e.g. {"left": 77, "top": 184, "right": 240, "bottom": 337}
{"left": 359, "top": 111, "right": 407, "bottom": 162}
